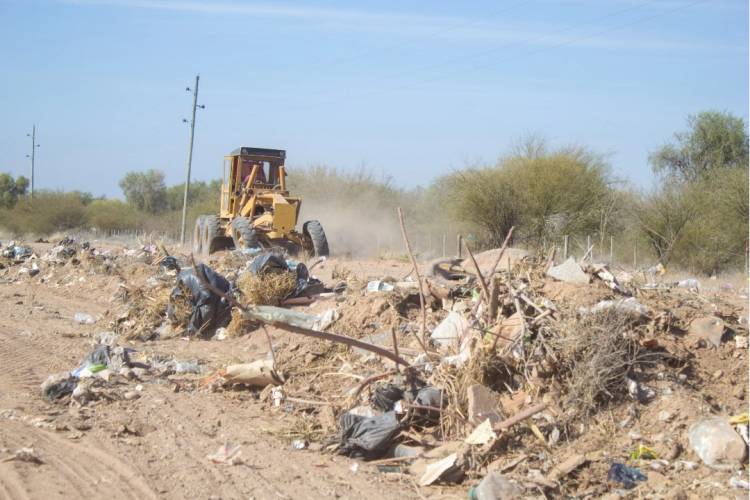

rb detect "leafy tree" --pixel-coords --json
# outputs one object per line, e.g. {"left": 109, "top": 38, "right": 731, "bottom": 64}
{"left": 165, "top": 180, "right": 221, "bottom": 211}
{"left": 634, "top": 183, "right": 696, "bottom": 264}
{"left": 0, "top": 173, "right": 29, "bottom": 208}
{"left": 650, "top": 111, "right": 749, "bottom": 182}
{"left": 118, "top": 170, "right": 168, "bottom": 214}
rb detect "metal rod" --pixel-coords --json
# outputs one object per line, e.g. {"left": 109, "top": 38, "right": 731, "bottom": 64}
{"left": 180, "top": 74, "right": 200, "bottom": 245}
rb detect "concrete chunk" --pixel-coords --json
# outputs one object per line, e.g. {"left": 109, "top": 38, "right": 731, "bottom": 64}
{"left": 547, "top": 257, "right": 589, "bottom": 284}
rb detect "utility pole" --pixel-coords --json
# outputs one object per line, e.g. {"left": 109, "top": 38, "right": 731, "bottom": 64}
{"left": 180, "top": 74, "right": 205, "bottom": 245}
{"left": 26, "top": 125, "right": 40, "bottom": 197}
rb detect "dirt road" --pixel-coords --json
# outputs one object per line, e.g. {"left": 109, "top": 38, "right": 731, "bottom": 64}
{"left": 0, "top": 256, "right": 433, "bottom": 500}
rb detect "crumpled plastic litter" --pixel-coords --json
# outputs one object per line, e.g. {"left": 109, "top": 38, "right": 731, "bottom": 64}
{"left": 244, "top": 305, "right": 338, "bottom": 331}
{"left": 168, "top": 263, "right": 232, "bottom": 337}
{"left": 630, "top": 444, "right": 658, "bottom": 460}
{"left": 607, "top": 462, "right": 646, "bottom": 489}
{"left": 336, "top": 411, "right": 401, "bottom": 458}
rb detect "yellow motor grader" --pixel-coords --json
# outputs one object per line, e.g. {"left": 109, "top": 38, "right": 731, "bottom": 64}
{"left": 193, "top": 147, "right": 329, "bottom": 257}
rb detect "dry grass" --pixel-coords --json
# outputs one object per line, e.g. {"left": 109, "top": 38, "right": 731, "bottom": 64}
{"left": 226, "top": 307, "right": 256, "bottom": 337}
{"left": 237, "top": 271, "right": 297, "bottom": 306}
{"left": 549, "top": 308, "right": 648, "bottom": 425}
{"left": 431, "top": 343, "right": 514, "bottom": 440}
{"left": 118, "top": 285, "right": 174, "bottom": 340}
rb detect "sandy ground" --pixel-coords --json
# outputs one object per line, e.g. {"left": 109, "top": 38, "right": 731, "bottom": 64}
{"left": 0, "top": 246, "right": 437, "bottom": 500}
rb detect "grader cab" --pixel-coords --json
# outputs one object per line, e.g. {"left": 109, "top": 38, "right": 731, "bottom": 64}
{"left": 192, "top": 147, "right": 329, "bottom": 257}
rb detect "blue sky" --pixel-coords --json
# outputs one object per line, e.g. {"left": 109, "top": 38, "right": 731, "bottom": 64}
{"left": 0, "top": 0, "right": 747, "bottom": 197}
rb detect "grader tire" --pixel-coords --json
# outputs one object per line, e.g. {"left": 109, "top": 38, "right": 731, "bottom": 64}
{"left": 192, "top": 216, "right": 205, "bottom": 255}
{"left": 303, "top": 220, "right": 329, "bottom": 257}
{"left": 202, "top": 215, "right": 223, "bottom": 256}
{"left": 231, "top": 217, "right": 259, "bottom": 250}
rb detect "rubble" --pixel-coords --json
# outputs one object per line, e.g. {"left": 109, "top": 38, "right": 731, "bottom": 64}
{"left": 688, "top": 417, "right": 748, "bottom": 467}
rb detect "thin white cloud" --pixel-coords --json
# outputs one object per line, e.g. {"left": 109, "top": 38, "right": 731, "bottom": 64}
{"left": 59, "top": 0, "right": 740, "bottom": 53}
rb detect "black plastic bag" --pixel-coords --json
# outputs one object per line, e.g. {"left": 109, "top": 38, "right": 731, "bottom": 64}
{"left": 249, "top": 253, "right": 288, "bottom": 275}
{"left": 370, "top": 384, "right": 405, "bottom": 412}
{"left": 248, "top": 252, "right": 325, "bottom": 298}
{"left": 337, "top": 411, "right": 401, "bottom": 458}
{"left": 607, "top": 463, "right": 646, "bottom": 489}
{"left": 169, "top": 264, "right": 232, "bottom": 337}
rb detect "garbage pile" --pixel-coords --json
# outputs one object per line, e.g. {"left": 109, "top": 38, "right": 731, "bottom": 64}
{"left": 26, "top": 235, "right": 748, "bottom": 498}
{"left": 221, "top": 248, "right": 748, "bottom": 497}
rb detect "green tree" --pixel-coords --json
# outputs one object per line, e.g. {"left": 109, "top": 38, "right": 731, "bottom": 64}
{"left": 634, "top": 183, "right": 696, "bottom": 265}
{"left": 650, "top": 111, "right": 749, "bottom": 182}
{"left": 0, "top": 174, "right": 29, "bottom": 209}
{"left": 165, "top": 180, "right": 221, "bottom": 211}
{"left": 118, "top": 170, "right": 168, "bottom": 214}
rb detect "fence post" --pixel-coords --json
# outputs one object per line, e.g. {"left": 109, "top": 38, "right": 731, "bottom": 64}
{"left": 610, "top": 235, "right": 614, "bottom": 264}
{"left": 457, "top": 234, "right": 463, "bottom": 259}
{"left": 633, "top": 241, "right": 637, "bottom": 269}
{"left": 563, "top": 235, "right": 568, "bottom": 260}
{"left": 587, "top": 234, "right": 591, "bottom": 260}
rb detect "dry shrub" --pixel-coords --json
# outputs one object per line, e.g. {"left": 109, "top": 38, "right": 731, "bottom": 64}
{"left": 431, "top": 343, "right": 515, "bottom": 440}
{"left": 226, "top": 308, "right": 256, "bottom": 337}
{"left": 118, "top": 285, "right": 172, "bottom": 340}
{"left": 550, "top": 309, "right": 647, "bottom": 424}
{"left": 237, "top": 271, "right": 296, "bottom": 306}
{"left": 168, "top": 281, "right": 193, "bottom": 326}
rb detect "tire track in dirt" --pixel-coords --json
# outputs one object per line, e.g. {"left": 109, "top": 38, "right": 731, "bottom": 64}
{"left": 0, "top": 419, "right": 157, "bottom": 500}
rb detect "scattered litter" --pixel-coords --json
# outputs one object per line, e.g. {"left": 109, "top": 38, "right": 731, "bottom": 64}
{"left": 168, "top": 263, "right": 232, "bottom": 337}
{"left": 430, "top": 311, "right": 468, "bottom": 348}
{"left": 419, "top": 452, "right": 463, "bottom": 486}
{"left": 630, "top": 444, "right": 658, "bottom": 460}
{"left": 465, "top": 419, "right": 497, "bottom": 445}
{"left": 367, "top": 280, "right": 395, "bottom": 293}
{"left": 73, "top": 312, "right": 96, "bottom": 324}
{"left": 607, "top": 463, "right": 646, "bottom": 489}
{"left": 337, "top": 411, "right": 400, "bottom": 459}
{"left": 206, "top": 443, "right": 243, "bottom": 465}
{"left": 223, "top": 359, "right": 284, "bottom": 387}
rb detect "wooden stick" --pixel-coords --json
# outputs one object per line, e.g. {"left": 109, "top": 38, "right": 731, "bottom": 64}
{"left": 484, "top": 227, "right": 516, "bottom": 286}
{"left": 397, "top": 207, "right": 430, "bottom": 356}
{"left": 390, "top": 327, "right": 401, "bottom": 373}
{"left": 469, "top": 227, "right": 515, "bottom": 320}
{"left": 261, "top": 319, "right": 410, "bottom": 367}
{"left": 462, "top": 241, "right": 491, "bottom": 305}
{"left": 489, "top": 280, "right": 499, "bottom": 323}
{"left": 493, "top": 403, "right": 547, "bottom": 431}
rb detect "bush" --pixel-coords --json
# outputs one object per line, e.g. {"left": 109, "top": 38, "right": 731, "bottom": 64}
{"left": 85, "top": 199, "right": 141, "bottom": 231}
{"left": 0, "top": 192, "right": 87, "bottom": 235}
